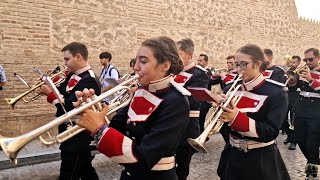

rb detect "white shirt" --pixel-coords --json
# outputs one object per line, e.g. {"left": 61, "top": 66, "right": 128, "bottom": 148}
{"left": 99, "top": 64, "right": 120, "bottom": 88}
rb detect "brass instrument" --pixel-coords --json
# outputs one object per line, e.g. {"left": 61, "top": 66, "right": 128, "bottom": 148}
{"left": 284, "top": 55, "right": 292, "bottom": 67}
{"left": 5, "top": 66, "right": 67, "bottom": 108}
{"left": 211, "top": 68, "right": 228, "bottom": 75}
{"left": 203, "top": 84, "right": 223, "bottom": 130}
{"left": 285, "top": 66, "right": 310, "bottom": 86}
{"left": 0, "top": 75, "right": 139, "bottom": 163}
{"left": 39, "top": 74, "right": 139, "bottom": 145}
{"left": 295, "top": 65, "right": 310, "bottom": 76}
{"left": 188, "top": 74, "right": 243, "bottom": 153}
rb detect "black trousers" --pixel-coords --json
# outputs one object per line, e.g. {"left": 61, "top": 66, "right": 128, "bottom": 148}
{"left": 217, "top": 144, "right": 290, "bottom": 180}
{"left": 294, "top": 116, "right": 320, "bottom": 164}
{"left": 58, "top": 151, "right": 99, "bottom": 180}
{"left": 175, "top": 145, "right": 195, "bottom": 180}
{"left": 295, "top": 98, "right": 320, "bottom": 165}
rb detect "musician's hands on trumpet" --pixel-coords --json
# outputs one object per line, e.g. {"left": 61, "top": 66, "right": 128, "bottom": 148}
{"left": 215, "top": 69, "right": 227, "bottom": 78}
{"left": 39, "top": 66, "right": 66, "bottom": 96}
{"left": 39, "top": 84, "right": 52, "bottom": 96}
{"left": 73, "top": 88, "right": 109, "bottom": 133}
{"left": 298, "top": 68, "right": 313, "bottom": 82}
{"left": 220, "top": 99, "right": 239, "bottom": 123}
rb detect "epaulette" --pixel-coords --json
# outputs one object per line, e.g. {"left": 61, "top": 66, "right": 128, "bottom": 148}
{"left": 196, "top": 65, "right": 208, "bottom": 72}
{"left": 276, "top": 65, "right": 285, "bottom": 71}
{"left": 265, "top": 78, "right": 285, "bottom": 87}
{"left": 170, "top": 79, "right": 191, "bottom": 96}
{"left": 88, "top": 69, "right": 96, "bottom": 78}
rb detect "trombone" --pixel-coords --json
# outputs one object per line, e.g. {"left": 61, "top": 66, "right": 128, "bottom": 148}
{"left": 5, "top": 66, "right": 67, "bottom": 108}
{"left": 188, "top": 74, "right": 243, "bottom": 153}
{"left": 0, "top": 75, "right": 139, "bottom": 164}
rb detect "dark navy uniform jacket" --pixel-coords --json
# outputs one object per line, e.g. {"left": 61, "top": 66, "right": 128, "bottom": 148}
{"left": 294, "top": 69, "right": 320, "bottom": 118}
{"left": 47, "top": 65, "right": 101, "bottom": 152}
{"left": 174, "top": 61, "right": 209, "bottom": 146}
{"left": 285, "top": 72, "right": 300, "bottom": 107}
{"left": 223, "top": 74, "right": 288, "bottom": 143}
{"left": 184, "top": 62, "right": 209, "bottom": 111}
{"left": 263, "top": 65, "right": 285, "bottom": 83}
{"left": 97, "top": 76, "right": 190, "bottom": 180}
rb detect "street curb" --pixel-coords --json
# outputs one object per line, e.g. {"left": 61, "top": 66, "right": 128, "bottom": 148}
{"left": 0, "top": 152, "right": 61, "bottom": 170}
{"left": 0, "top": 150, "right": 100, "bottom": 170}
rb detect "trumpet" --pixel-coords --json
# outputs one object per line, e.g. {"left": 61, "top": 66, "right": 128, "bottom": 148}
{"left": 39, "top": 74, "right": 139, "bottom": 145}
{"left": 285, "top": 66, "right": 310, "bottom": 86}
{"left": 211, "top": 68, "right": 228, "bottom": 75}
{"left": 188, "top": 74, "right": 243, "bottom": 153}
{"left": 5, "top": 66, "right": 67, "bottom": 108}
{"left": 294, "top": 65, "right": 310, "bottom": 76}
{"left": 0, "top": 75, "right": 139, "bottom": 163}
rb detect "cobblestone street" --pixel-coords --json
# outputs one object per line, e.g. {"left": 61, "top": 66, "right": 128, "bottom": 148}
{"left": 0, "top": 134, "right": 309, "bottom": 180}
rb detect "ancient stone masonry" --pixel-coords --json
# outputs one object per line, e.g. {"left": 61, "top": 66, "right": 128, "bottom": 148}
{"left": 1, "top": 0, "right": 320, "bottom": 134}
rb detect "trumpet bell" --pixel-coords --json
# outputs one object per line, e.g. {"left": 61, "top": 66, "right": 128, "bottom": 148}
{"left": 187, "top": 137, "right": 208, "bottom": 153}
{"left": 0, "top": 137, "right": 18, "bottom": 164}
{"left": 5, "top": 98, "right": 16, "bottom": 108}
{"left": 297, "top": 66, "right": 310, "bottom": 75}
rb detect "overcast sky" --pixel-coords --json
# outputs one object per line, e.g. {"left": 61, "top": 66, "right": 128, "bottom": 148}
{"left": 294, "top": 0, "right": 320, "bottom": 20}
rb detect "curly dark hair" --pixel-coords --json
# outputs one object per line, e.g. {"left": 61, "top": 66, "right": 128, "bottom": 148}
{"left": 142, "top": 36, "right": 184, "bottom": 75}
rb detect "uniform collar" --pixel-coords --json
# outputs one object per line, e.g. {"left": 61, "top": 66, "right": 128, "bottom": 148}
{"left": 267, "top": 65, "right": 275, "bottom": 70}
{"left": 229, "top": 69, "right": 238, "bottom": 74}
{"left": 74, "top": 65, "right": 91, "bottom": 75}
{"left": 183, "top": 61, "right": 196, "bottom": 72}
{"left": 146, "top": 75, "right": 173, "bottom": 93}
{"left": 243, "top": 73, "right": 265, "bottom": 91}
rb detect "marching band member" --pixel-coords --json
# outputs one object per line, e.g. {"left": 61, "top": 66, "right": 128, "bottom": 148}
{"left": 197, "top": 53, "right": 212, "bottom": 76}
{"left": 175, "top": 38, "right": 209, "bottom": 180}
{"left": 217, "top": 44, "right": 290, "bottom": 180}
{"left": 75, "top": 36, "right": 190, "bottom": 180}
{"left": 293, "top": 48, "right": 320, "bottom": 179}
{"left": 263, "top": 48, "right": 285, "bottom": 83}
{"left": 197, "top": 53, "right": 214, "bottom": 133}
{"left": 210, "top": 55, "right": 238, "bottom": 143}
{"left": 40, "top": 42, "right": 100, "bottom": 180}
{"left": 283, "top": 55, "right": 301, "bottom": 150}
{"left": 210, "top": 55, "right": 238, "bottom": 89}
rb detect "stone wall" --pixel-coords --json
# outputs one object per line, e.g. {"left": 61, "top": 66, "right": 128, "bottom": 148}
{"left": 1, "top": 0, "right": 320, "bottom": 135}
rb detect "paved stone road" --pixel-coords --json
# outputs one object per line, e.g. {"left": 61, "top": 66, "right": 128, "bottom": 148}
{"left": 0, "top": 134, "right": 310, "bottom": 180}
